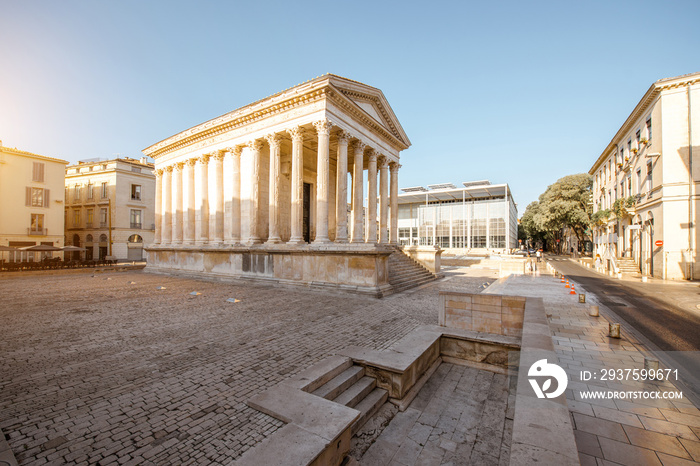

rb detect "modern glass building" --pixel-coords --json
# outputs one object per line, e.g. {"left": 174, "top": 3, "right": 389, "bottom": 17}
{"left": 397, "top": 180, "right": 518, "bottom": 252}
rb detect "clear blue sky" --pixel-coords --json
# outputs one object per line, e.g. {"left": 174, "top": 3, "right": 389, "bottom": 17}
{"left": 1, "top": 0, "right": 699, "bottom": 214}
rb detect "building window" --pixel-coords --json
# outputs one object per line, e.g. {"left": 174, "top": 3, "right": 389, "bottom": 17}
{"left": 30, "top": 214, "right": 44, "bottom": 234}
{"left": 627, "top": 175, "right": 632, "bottom": 194}
{"left": 620, "top": 181, "right": 625, "bottom": 198}
{"left": 87, "top": 182, "right": 93, "bottom": 200}
{"left": 74, "top": 184, "right": 81, "bottom": 201}
{"left": 100, "top": 208, "right": 107, "bottom": 227}
{"left": 621, "top": 147, "right": 625, "bottom": 161}
{"left": 73, "top": 209, "right": 81, "bottom": 227}
{"left": 86, "top": 208, "right": 94, "bottom": 227}
{"left": 130, "top": 209, "right": 142, "bottom": 229}
{"left": 636, "top": 130, "right": 641, "bottom": 146}
{"left": 131, "top": 184, "right": 141, "bottom": 201}
{"left": 636, "top": 169, "right": 642, "bottom": 194}
{"left": 627, "top": 139, "right": 632, "bottom": 155}
{"left": 101, "top": 182, "right": 108, "bottom": 199}
{"left": 32, "top": 162, "right": 45, "bottom": 182}
{"left": 646, "top": 118, "right": 652, "bottom": 140}
{"left": 26, "top": 187, "right": 49, "bottom": 207}
{"left": 646, "top": 161, "right": 653, "bottom": 192}
{"left": 131, "top": 166, "right": 141, "bottom": 173}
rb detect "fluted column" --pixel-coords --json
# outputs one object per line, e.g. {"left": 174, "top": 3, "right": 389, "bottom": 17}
{"left": 266, "top": 134, "right": 282, "bottom": 244}
{"left": 247, "top": 139, "right": 263, "bottom": 245}
{"left": 162, "top": 166, "right": 172, "bottom": 244}
{"left": 366, "top": 149, "right": 378, "bottom": 243}
{"left": 335, "top": 131, "right": 350, "bottom": 243}
{"left": 154, "top": 169, "right": 163, "bottom": 244}
{"left": 211, "top": 151, "right": 225, "bottom": 244}
{"left": 230, "top": 147, "right": 242, "bottom": 244}
{"left": 172, "top": 162, "right": 184, "bottom": 244}
{"left": 195, "top": 154, "right": 210, "bottom": 244}
{"left": 313, "top": 119, "right": 332, "bottom": 243}
{"left": 379, "top": 157, "right": 389, "bottom": 244}
{"left": 390, "top": 162, "right": 400, "bottom": 244}
{"left": 184, "top": 159, "right": 196, "bottom": 244}
{"left": 351, "top": 141, "right": 365, "bottom": 243}
{"left": 288, "top": 126, "right": 305, "bottom": 244}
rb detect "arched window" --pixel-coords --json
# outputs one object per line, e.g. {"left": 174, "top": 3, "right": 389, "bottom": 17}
{"left": 73, "top": 234, "right": 80, "bottom": 247}
{"left": 99, "top": 234, "right": 108, "bottom": 243}
{"left": 127, "top": 234, "right": 143, "bottom": 243}
{"left": 86, "top": 234, "right": 94, "bottom": 243}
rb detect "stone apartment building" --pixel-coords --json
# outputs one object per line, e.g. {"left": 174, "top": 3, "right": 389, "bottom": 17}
{"left": 590, "top": 72, "right": 700, "bottom": 280}
{"left": 64, "top": 157, "right": 155, "bottom": 261}
{"left": 0, "top": 140, "right": 68, "bottom": 261}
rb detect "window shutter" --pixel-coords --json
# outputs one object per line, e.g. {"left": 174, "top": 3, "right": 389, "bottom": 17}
{"left": 32, "top": 163, "right": 38, "bottom": 181}
{"left": 44, "top": 189, "right": 50, "bottom": 207}
{"left": 26, "top": 187, "right": 31, "bottom": 206}
{"left": 40, "top": 163, "right": 45, "bottom": 182}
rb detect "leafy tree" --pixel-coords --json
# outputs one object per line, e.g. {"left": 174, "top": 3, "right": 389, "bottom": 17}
{"left": 519, "top": 173, "right": 593, "bottom": 251}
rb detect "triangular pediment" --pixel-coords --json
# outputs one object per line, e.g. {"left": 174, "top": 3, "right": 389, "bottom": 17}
{"left": 327, "top": 75, "right": 411, "bottom": 149}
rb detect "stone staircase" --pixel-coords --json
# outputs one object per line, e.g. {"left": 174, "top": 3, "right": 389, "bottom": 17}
{"left": 616, "top": 257, "right": 641, "bottom": 277}
{"left": 310, "top": 361, "right": 388, "bottom": 435}
{"left": 388, "top": 249, "right": 437, "bottom": 293}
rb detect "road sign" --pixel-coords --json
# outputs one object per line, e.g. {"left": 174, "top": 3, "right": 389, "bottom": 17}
{"left": 655, "top": 240, "right": 663, "bottom": 247}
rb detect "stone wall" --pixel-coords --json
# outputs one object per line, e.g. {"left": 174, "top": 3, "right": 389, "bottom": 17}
{"left": 439, "top": 292, "right": 525, "bottom": 337}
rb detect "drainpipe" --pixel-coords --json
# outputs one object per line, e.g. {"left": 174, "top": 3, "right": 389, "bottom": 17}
{"left": 688, "top": 84, "right": 695, "bottom": 280}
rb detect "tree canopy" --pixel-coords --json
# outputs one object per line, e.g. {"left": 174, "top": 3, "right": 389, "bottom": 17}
{"left": 520, "top": 173, "right": 593, "bottom": 250}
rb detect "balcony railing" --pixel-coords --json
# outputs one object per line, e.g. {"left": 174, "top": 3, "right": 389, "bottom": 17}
{"left": 28, "top": 228, "right": 47, "bottom": 236}
{"left": 130, "top": 222, "right": 142, "bottom": 229}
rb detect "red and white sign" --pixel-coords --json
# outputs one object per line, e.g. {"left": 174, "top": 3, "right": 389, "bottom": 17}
{"left": 655, "top": 240, "right": 663, "bottom": 247}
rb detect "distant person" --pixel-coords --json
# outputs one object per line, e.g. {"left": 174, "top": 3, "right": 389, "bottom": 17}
{"left": 536, "top": 249, "right": 541, "bottom": 262}
{"left": 594, "top": 254, "right": 602, "bottom": 272}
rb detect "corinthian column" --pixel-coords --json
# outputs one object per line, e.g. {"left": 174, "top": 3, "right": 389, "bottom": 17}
{"left": 184, "top": 159, "right": 196, "bottom": 244}
{"left": 313, "top": 119, "right": 332, "bottom": 243}
{"left": 230, "top": 147, "right": 242, "bottom": 244}
{"left": 265, "top": 134, "right": 282, "bottom": 244}
{"left": 351, "top": 141, "right": 365, "bottom": 243}
{"left": 247, "top": 139, "right": 263, "bottom": 245}
{"left": 162, "top": 166, "right": 172, "bottom": 244}
{"left": 195, "top": 154, "right": 210, "bottom": 244}
{"left": 390, "top": 162, "right": 400, "bottom": 244}
{"left": 154, "top": 169, "right": 162, "bottom": 244}
{"left": 379, "top": 157, "right": 389, "bottom": 244}
{"left": 211, "top": 151, "right": 225, "bottom": 244}
{"left": 172, "top": 162, "right": 184, "bottom": 244}
{"left": 288, "top": 126, "right": 305, "bottom": 244}
{"left": 335, "top": 131, "right": 350, "bottom": 243}
{"left": 366, "top": 149, "right": 378, "bottom": 243}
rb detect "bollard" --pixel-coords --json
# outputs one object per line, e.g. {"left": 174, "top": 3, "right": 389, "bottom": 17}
{"left": 579, "top": 293, "right": 586, "bottom": 303}
{"left": 617, "top": 272, "right": 622, "bottom": 279}
{"left": 609, "top": 323, "right": 621, "bottom": 338}
{"left": 644, "top": 357, "right": 659, "bottom": 379}
{"left": 589, "top": 305, "right": 599, "bottom": 317}
{"left": 642, "top": 276, "right": 648, "bottom": 283}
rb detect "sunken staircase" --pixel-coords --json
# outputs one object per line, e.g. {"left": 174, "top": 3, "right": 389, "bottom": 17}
{"left": 388, "top": 249, "right": 437, "bottom": 293}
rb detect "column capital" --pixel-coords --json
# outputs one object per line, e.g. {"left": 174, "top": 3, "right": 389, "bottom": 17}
{"left": 352, "top": 140, "right": 366, "bottom": 154}
{"left": 368, "top": 149, "right": 378, "bottom": 162}
{"left": 265, "top": 133, "right": 282, "bottom": 150}
{"left": 226, "top": 146, "right": 243, "bottom": 157}
{"left": 313, "top": 119, "right": 333, "bottom": 135}
{"left": 213, "top": 150, "right": 226, "bottom": 161}
{"left": 389, "top": 161, "right": 401, "bottom": 172}
{"left": 174, "top": 162, "right": 185, "bottom": 171}
{"left": 164, "top": 165, "right": 174, "bottom": 173}
{"left": 378, "top": 155, "right": 390, "bottom": 169}
{"left": 287, "top": 126, "right": 305, "bottom": 142}
{"left": 199, "top": 154, "right": 211, "bottom": 164}
{"left": 154, "top": 168, "right": 164, "bottom": 177}
{"left": 247, "top": 139, "right": 264, "bottom": 152}
{"left": 337, "top": 130, "right": 351, "bottom": 145}
{"left": 185, "top": 158, "right": 197, "bottom": 168}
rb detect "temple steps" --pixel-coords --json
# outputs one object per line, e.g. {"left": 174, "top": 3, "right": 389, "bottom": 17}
{"left": 388, "top": 250, "right": 437, "bottom": 293}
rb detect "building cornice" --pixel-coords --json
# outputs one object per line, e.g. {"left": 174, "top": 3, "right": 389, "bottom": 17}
{"left": 0, "top": 146, "right": 68, "bottom": 165}
{"left": 142, "top": 74, "right": 410, "bottom": 160}
{"left": 590, "top": 72, "right": 700, "bottom": 174}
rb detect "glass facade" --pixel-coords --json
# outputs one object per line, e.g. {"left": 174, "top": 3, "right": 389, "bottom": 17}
{"left": 398, "top": 185, "right": 518, "bottom": 251}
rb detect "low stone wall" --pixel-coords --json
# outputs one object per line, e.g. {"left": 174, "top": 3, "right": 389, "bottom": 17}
{"left": 400, "top": 245, "right": 442, "bottom": 273}
{"left": 144, "top": 244, "right": 393, "bottom": 297}
{"left": 439, "top": 291, "right": 525, "bottom": 337}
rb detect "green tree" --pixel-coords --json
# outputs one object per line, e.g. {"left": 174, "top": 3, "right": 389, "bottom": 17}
{"left": 520, "top": 173, "right": 593, "bottom": 251}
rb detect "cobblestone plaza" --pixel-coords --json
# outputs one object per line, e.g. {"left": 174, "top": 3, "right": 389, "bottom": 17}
{"left": 0, "top": 266, "right": 496, "bottom": 465}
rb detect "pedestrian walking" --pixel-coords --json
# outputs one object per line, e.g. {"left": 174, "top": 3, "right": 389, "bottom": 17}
{"left": 536, "top": 249, "right": 541, "bottom": 262}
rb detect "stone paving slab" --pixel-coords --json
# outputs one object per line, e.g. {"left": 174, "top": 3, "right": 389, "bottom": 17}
{"left": 0, "top": 265, "right": 497, "bottom": 465}
{"left": 488, "top": 269, "right": 700, "bottom": 466}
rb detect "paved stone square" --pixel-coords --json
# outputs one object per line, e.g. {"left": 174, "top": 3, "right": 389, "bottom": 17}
{"left": 0, "top": 265, "right": 497, "bottom": 465}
